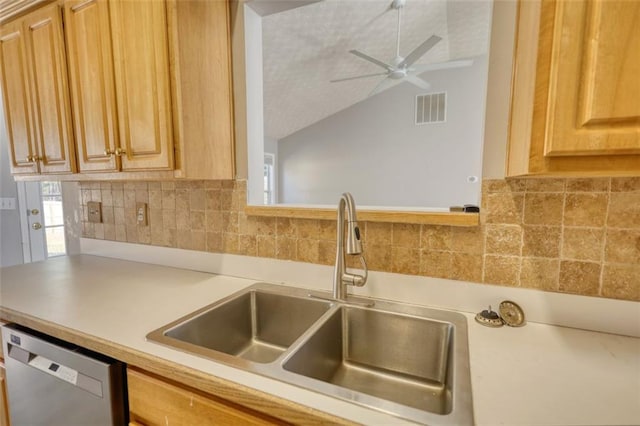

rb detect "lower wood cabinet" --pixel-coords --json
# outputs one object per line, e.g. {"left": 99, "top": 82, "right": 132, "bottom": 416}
{"left": 0, "top": 361, "right": 9, "bottom": 426}
{"left": 127, "top": 368, "right": 286, "bottom": 426}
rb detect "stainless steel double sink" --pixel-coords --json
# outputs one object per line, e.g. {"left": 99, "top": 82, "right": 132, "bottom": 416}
{"left": 147, "top": 283, "right": 473, "bottom": 425}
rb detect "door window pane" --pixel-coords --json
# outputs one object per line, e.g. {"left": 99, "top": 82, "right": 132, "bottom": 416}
{"left": 41, "top": 181, "right": 66, "bottom": 257}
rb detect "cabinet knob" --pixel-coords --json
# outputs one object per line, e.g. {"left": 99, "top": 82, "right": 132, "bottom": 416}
{"left": 104, "top": 148, "right": 126, "bottom": 157}
{"left": 26, "top": 155, "right": 41, "bottom": 162}
{"left": 114, "top": 147, "right": 126, "bottom": 156}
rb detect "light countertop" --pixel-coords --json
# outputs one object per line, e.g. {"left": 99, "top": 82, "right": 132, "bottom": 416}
{"left": 1, "top": 255, "right": 639, "bottom": 425}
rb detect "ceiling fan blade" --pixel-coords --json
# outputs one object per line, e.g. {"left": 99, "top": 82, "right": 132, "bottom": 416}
{"left": 369, "top": 77, "right": 397, "bottom": 96}
{"left": 330, "top": 72, "right": 388, "bottom": 83}
{"left": 350, "top": 50, "right": 393, "bottom": 70}
{"left": 412, "top": 59, "right": 474, "bottom": 74}
{"left": 404, "top": 75, "right": 431, "bottom": 90}
{"left": 399, "top": 35, "right": 442, "bottom": 68}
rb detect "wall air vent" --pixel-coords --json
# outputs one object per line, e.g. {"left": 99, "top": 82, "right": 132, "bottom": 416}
{"left": 416, "top": 92, "right": 446, "bottom": 124}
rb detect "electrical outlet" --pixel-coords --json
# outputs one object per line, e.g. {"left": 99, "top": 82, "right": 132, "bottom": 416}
{"left": 87, "top": 201, "right": 102, "bottom": 223}
{"left": 136, "top": 202, "right": 148, "bottom": 226}
{"left": 0, "top": 197, "right": 16, "bottom": 210}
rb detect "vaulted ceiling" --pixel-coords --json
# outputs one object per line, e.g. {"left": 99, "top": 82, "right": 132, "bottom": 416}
{"left": 257, "top": 0, "right": 493, "bottom": 141}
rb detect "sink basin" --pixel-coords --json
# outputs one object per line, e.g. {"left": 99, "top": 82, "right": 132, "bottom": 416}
{"left": 282, "top": 306, "right": 453, "bottom": 415}
{"left": 147, "top": 283, "right": 473, "bottom": 425}
{"left": 148, "top": 288, "right": 332, "bottom": 363}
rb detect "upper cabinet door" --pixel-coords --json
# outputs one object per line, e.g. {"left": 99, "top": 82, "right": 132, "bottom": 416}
{"left": 0, "top": 20, "right": 39, "bottom": 174}
{"left": 544, "top": 0, "right": 640, "bottom": 157}
{"left": 64, "top": 0, "right": 119, "bottom": 173}
{"left": 24, "top": 3, "right": 76, "bottom": 174}
{"left": 109, "top": 0, "right": 174, "bottom": 171}
{"left": 507, "top": 0, "right": 640, "bottom": 176}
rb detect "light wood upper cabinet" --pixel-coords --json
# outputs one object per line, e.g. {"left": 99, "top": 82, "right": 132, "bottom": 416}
{"left": 0, "top": 3, "right": 76, "bottom": 175}
{"left": 64, "top": 0, "right": 119, "bottom": 173}
{"left": 507, "top": 0, "right": 640, "bottom": 176}
{"left": 109, "top": 0, "right": 174, "bottom": 172}
{"left": 0, "top": 19, "right": 38, "bottom": 175}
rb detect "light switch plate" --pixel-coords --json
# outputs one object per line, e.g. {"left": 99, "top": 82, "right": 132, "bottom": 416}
{"left": 87, "top": 201, "right": 102, "bottom": 223}
{"left": 136, "top": 202, "right": 148, "bottom": 226}
{"left": 0, "top": 197, "right": 16, "bottom": 210}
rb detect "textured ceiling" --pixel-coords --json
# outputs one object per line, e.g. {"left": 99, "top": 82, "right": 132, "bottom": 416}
{"left": 260, "top": 0, "right": 492, "bottom": 140}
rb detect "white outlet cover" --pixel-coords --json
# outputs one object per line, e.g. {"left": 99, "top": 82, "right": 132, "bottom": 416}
{"left": 0, "top": 197, "right": 16, "bottom": 210}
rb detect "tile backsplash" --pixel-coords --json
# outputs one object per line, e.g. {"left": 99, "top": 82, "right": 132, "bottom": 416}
{"left": 79, "top": 177, "right": 640, "bottom": 302}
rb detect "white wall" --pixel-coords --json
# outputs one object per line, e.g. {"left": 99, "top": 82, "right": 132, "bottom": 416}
{"left": 0, "top": 98, "right": 24, "bottom": 267}
{"left": 277, "top": 56, "right": 487, "bottom": 208}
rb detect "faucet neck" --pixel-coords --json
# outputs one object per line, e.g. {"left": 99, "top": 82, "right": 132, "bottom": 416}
{"left": 333, "top": 193, "right": 366, "bottom": 301}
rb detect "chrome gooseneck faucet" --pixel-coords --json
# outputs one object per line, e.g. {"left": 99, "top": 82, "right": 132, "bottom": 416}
{"left": 333, "top": 193, "right": 368, "bottom": 301}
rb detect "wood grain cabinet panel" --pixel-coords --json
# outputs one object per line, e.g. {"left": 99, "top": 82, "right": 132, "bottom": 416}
{"left": 64, "top": 0, "right": 119, "bottom": 173}
{"left": 0, "top": 3, "right": 76, "bottom": 176}
{"left": 0, "top": 19, "right": 38, "bottom": 175}
{"left": 127, "top": 369, "right": 285, "bottom": 426}
{"left": 24, "top": 4, "right": 76, "bottom": 174}
{"left": 0, "top": 362, "right": 9, "bottom": 426}
{"left": 507, "top": 0, "right": 640, "bottom": 176}
{"left": 109, "top": 0, "right": 174, "bottom": 172}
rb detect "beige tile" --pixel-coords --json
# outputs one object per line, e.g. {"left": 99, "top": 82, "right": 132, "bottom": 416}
{"left": 220, "top": 190, "right": 233, "bottom": 211}
{"left": 483, "top": 255, "right": 520, "bottom": 286}
{"left": 451, "top": 226, "right": 484, "bottom": 254}
{"left": 482, "top": 179, "right": 526, "bottom": 193}
{"left": 366, "top": 222, "right": 392, "bottom": 245}
{"left": 522, "top": 225, "right": 561, "bottom": 258}
{"left": 161, "top": 190, "right": 175, "bottom": 210}
{"left": 148, "top": 182, "right": 161, "bottom": 191}
{"left": 206, "top": 190, "right": 221, "bottom": 211}
{"left": 114, "top": 207, "right": 125, "bottom": 225}
{"left": 451, "top": 253, "right": 483, "bottom": 282}
{"left": 392, "top": 223, "right": 420, "bottom": 248}
{"left": 206, "top": 232, "right": 223, "bottom": 252}
{"left": 610, "top": 177, "right": 640, "bottom": 192}
{"left": 101, "top": 206, "right": 114, "bottom": 224}
{"left": 564, "top": 193, "right": 608, "bottom": 227}
{"left": 100, "top": 182, "right": 111, "bottom": 191}
{"left": 163, "top": 228, "right": 177, "bottom": 247}
{"left": 176, "top": 209, "right": 190, "bottom": 230}
{"left": 161, "top": 181, "right": 175, "bottom": 190}
{"left": 124, "top": 190, "right": 136, "bottom": 208}
{"left": 222, "top": 180, "right": 235, "bottom": 189}
{"left": 525, "top": 178, "right": 565, "bottom": 192}
{"left": 558, "top": 261, "right": 600, "bottom": 296}
{"left": 318, "top": 240, "right": 336, "bottom": 266}
{"left": 485, "top": 224, "right": 522, "bottom": 256}
{"left": 176, "top": 229, "right": 191, "bottom": 249}
{"left": 297, "top": 239, "right": 319, "bottom": 263}
{"left": 149, "top": 190, "right": 162, "bottom": 210}
{"left": 91, "top": 189, "right": 101, "bottom": 202}
{"left": 125, "top": 208, "right": 137, "bottom": 226}
{"left": 602, "top": 264, "right": 640, "bottom": 301}
{"left": 138, "top": 226, "right": 151, "bottom": 245}
{"left": 115, "top": 225, "right": 126, "bottom": 242}
{"left": 126, "top": 225, "right": 138, "bottom": 243}
{"left": 562, "top": 227, "right": 605, "bottom": 262}
{"left": 250, "top": 217, "right": 276, "bottom": 236}
{"left": 420, "top": 225, "right": 453, "bottom": 251}
{"left": 204, "top": 180, "right": 222, "bottom": 190}
{"left": 205, "top": 211, "right": 223, "bottom": 231}
{"left": 94, "top": 223, "right": 104, "bottom": 239}
{"left": 134, "top": 182, "right": 148, "bottom": 191}
{"left": 365, "top": 243, "right": 392, "bottom": 271}
{"left": 222, "top": 233, "right": 239, "bottom": 254}
{"left": 103, "top": 224, "right": 116, "bottom": 241}
{"left": 319, "top": 220, "right": 337, "bottom": 241}
{"left": 276, "top": 218, "right": 297, "bottom": 237}
{"left": 222, "top": 212, "right": 238, "bottom": 234}
{"left": 484, "top": 192, "right": 524, "bottom": 224}
{"left": 524, "top": 193, "right": 564, "bottom": 225}
{"left": 190, "top": 189, "right": 206, "bottom": 211}
{"left": 391, "top": 247, "right": 420, "bottom": 275}
{"left": 135, "top": 189, "right": 148, "bottom": 204}
{"left": 257, "top": 235, "right": 276, "bottom": 258}
{"left": 297, "top": 219, "right": 320, "bottom": 239}
{"left": 605, "top": 229, "right": 640, "bottom": 264}
{"left": 149, "top": 209, "right": 162, "bottom": 229}
{"left": 565, "top": 178, "right": 609, "bottom": 192}
{"left": 238, "top": 234, "right": 257, "bottom": 256}
{"left": 276, "top": 237, "right": 297, "bottom": 260}
{"left": 190, "top": 211, "right": 205, "bottom": 230}
{"left": 162, "top": 209, "right": 176, "bottom": 229}
{"left": 420, "top": 250, "right": 453, "bottom": 279}
{"left": 520, "top": 258, "right": 559, "bottom": 291}
{"left": 150, "top": 223, "right": 163, "bottom": 246}
{"left": 607, "top": 192, "right": 640, "bottom": 228}
{"left": 189, "top": 230, "right": 205, "bottom": 251}
{"left": 101, "top": 189, "right": 113, "bottom": 206}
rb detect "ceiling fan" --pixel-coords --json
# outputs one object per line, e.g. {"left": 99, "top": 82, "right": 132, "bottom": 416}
{"left": 331, "top": 0, "right": 473, "bottom": 96}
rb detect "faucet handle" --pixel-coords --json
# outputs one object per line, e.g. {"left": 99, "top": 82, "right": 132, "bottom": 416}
{"left": 343, "top": 255, "right": 368, "bottom": 287}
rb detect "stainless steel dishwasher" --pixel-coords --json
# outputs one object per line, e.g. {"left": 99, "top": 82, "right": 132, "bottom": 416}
{"left": 1, "top": 324, "right": 126, "bottom": 425}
